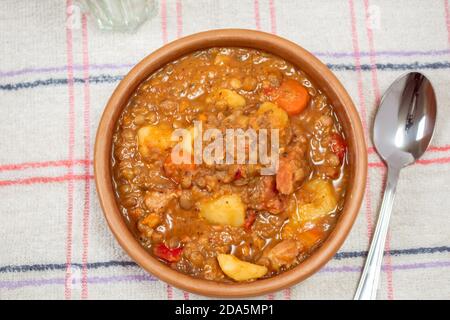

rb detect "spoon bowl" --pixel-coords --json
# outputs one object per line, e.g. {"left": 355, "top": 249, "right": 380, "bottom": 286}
{"left": 374, "top": 72, "right": 437, "bottom": 168}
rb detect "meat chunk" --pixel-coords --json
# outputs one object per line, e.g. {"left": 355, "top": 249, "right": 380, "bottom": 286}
{"left": 261, "top": 177, "right": 287, "bottom": 214}
{"left": 267, "top": 239, "right": 301, "bottom": 270}
{"left": 247, "top": 176, "right": 286, "bottom": 214}
{"left": 276, "top": 158, "right": 295, "bottom": 194}
{"left": 144, "top": 190, "right": 176, "bottom": 213}
{"left": 276, "top": 145, "right": 310, "bottom": 195}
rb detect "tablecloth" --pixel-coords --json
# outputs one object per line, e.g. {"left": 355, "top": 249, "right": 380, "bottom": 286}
{"left": 0, "top": 0, "right": 449, "bottom": 300}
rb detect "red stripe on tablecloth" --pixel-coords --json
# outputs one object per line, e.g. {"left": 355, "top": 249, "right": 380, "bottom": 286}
{"left": 368, "top": 156, "right": 450, "bottom": 167}
{"left": 0, "top": 174, "right": 93, "bottom": 187}
{"left": 1, "top": 144, "right": 449, "bottom": 173}
{"left": 176, "top": 0, "right": 183, "bottom": 39}
{"left": 254, "top": 0, "right": 261, "bottom": 30}
{"left": 362, "top": 0, "right": 381, "bottom": 104}
{"left": 284, "top": 287, "right": 291, "bottom": 300}
{"left": 0, "top": 159, "right": 92, "bottom": 172}
{"left": 444, "top": 0, "right": 450, "bottom": 46}
{"left": 363, "top": 0, "right": 394, "bottom": 300}
{"left": 426, "top": 145, "right": 450, "bottom": 152}
{"left": 161, "top": 0, "right": 168, "bottom": 44}
{"left": 269, "top": 0, "right": 277, "bottom": 34}
{"left": 0, "top": 143, "right": 447, "bottom": 173}
{"left": 417, "top": 156, "right": 450, "bottom": 165}
{"left": 348, "top": 0, "right": 374, "bottom": 241}
{"left": 368, "top": 162, "right": 385, "bottom": 168}
{"left": 368, "top": 145, "right": 450, "bottom": 154}
{"left": 81, "top": 14, "right": 91, "bottom": 300}
{"left": 0, "top": 158, "right": 448, "bottom": 187}
{"left": 167, "top": 283, "right": 173, "bottom": 300}
{"left": 64, "top": 0, "right": 76, "bottom": 300}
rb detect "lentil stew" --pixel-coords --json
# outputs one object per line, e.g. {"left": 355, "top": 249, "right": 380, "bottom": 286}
{"left": 112, "top": 47, "right": 349, "bottom": 282}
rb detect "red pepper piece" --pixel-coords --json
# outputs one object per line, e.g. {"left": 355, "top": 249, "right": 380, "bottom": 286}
{"left": 153, "top": 243, "right": 183, "bottom": 262}
{"left": 234, "top": 168, "right": 243, "bottom": 180}
{"left": 329, "top": 133, "right": 347, "bottom": 161}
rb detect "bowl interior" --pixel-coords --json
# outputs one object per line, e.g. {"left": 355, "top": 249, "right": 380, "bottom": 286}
{"left": 94, "top": 29, "right": 367, "bottom": 297}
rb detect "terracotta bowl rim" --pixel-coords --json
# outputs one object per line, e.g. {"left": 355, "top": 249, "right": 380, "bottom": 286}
{"left": 94, "top": 28, "right": 367, "bottom": 298}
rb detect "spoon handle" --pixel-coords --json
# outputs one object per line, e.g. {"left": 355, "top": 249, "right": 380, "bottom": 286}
{"left": 354, "top": 165, "right": 400, "bottom": 300}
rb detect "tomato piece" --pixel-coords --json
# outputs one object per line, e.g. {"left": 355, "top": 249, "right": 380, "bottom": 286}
{"left": 329, "top": 133, "right": 347, "bottom": 161}
{"left": 234, "top": 167, "right": 243, "bottom": 180}
{"left": 244, "top": 210, "right": 257, "bottom": 231}
{"left": 153, "top": 243, "right": 183, "bottom": 262}
{"left": 275, "top": 79, "right": 310, "bottom": 115}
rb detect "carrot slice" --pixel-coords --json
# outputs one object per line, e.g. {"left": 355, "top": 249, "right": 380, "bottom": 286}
{"left": 275, "top": 79, "right": 310, "bottom": 115}
{"left": 297, "top": 228, "right": 324, "bottom": 250}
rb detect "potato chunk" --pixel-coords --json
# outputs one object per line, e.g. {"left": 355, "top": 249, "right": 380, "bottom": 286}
{"left": 199, "top": 194, "right": 246, "bottom": 227}
{"left": 141, "top": 213, "right": 161, "bottom": 228}
{"left": 282, "top": 178, "right": 337, "bottom": 240}
{"left": 257, "top": 102, "right": 289, "bottom": 129}
{"left": 217, "top": 89, "right": 246, "bottom": 109}
{"left": 137, "top": 124, "right": 173, "bottom": 156}
{"left": 217, "top": 254, "right": 267, "bottom": 281}
{"left": 294, "top": 178, "right": 337, "bottom": 222}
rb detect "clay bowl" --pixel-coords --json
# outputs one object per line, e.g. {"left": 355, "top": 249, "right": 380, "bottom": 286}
{"left": 94, "top": 29, "right": 367, "bottom": 297}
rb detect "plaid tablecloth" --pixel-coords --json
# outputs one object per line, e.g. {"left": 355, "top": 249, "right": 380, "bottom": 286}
{"left": 0, "top": 0, "right": 449, "bottom": 300}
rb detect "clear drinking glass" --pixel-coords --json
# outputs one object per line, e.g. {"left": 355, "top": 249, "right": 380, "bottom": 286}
{"left": 82, "top": 0, "right": 158, "bottom": 32}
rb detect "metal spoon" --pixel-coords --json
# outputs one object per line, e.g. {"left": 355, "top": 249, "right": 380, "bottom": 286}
{"left": 354, "top": 72, "right": 437, "bottom": 300}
